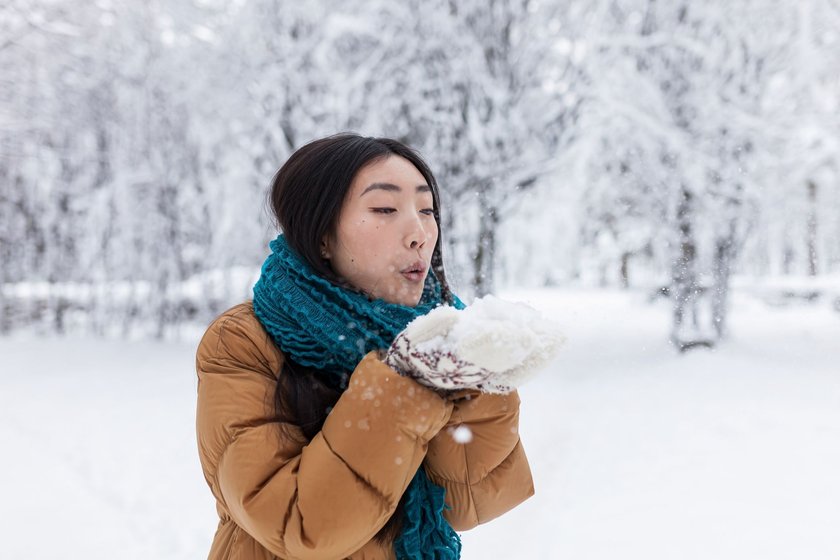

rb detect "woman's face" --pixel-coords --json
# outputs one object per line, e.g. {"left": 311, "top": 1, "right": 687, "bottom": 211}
{"left": 322, "top": 155, "right": 439, "bottom": 307}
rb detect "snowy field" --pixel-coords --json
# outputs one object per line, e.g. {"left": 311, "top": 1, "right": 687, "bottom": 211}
{"left": 1, "top": 288, "right": 838, "bottom": 559}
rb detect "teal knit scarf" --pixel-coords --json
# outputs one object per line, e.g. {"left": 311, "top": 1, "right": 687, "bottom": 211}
{"left": 252, "top": 234, "right": 463, "bottom": 560}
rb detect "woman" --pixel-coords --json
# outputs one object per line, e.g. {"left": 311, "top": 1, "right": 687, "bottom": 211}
{"left": 195, "top": 133, "right": 535, "bottom": 560}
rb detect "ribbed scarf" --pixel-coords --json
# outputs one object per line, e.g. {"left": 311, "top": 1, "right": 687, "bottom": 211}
{"left": 252, "top": 234, "right": 463, "bottom": 559}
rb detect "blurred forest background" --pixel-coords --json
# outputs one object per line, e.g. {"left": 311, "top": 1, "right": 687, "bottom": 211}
{"left": 2, "top": 0, "right": 839, "bottom": 347}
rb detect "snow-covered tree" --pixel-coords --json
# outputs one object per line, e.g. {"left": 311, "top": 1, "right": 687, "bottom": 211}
{"left": 1, "top": 0, "right": 837, "bottom": 339}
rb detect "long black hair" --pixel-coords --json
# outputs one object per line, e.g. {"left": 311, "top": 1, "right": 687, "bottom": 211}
{"left": 267, "top": 133, "right": 456, "bottom": 544}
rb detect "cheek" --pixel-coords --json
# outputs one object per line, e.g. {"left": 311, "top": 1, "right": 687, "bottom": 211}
{"left": 429, "top": 223, "right": 440, "bottom": 244}
{"left": 339, "top": 224, "right": 382, "bottom": 261}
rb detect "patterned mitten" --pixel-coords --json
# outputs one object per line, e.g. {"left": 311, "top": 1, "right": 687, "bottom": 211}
{"left": 384, "top": 296, "right": 565, "bottom": 394}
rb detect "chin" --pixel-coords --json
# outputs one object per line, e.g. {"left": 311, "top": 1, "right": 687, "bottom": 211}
{"left": 394, "top": 292, "right": 423, "bottom": 307}
{"left": 378, "top": 284, "right": 419, "bottom": 307}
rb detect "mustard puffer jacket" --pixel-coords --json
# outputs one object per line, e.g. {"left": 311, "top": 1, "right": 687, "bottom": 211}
{"left": 195, "top": 302, "right": 534, "bottom": 560}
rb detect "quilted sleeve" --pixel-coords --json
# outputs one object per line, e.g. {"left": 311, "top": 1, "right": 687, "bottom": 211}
{"left": 196, "top": 311, "right": 454, "bottom": 560}
{"left": 422, "top": 390, "right": 535, "bottom": 531}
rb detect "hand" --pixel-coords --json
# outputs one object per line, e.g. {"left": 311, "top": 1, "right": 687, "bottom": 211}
{"left": 384, "top": 305, "right": 497, "bottom": 393}
{"left": 384, "top": 296, "right": 565, "bottom": 394}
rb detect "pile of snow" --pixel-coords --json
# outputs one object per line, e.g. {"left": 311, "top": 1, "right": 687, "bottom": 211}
{"left": 1, "top": 287, "right": 838, "bottom": 559}
{"left": 405, "top": 295, "right": 566, "bottom": 393}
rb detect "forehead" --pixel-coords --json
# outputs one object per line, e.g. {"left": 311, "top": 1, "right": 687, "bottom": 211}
{"left": 349, "top": 156, "right": 430, "bottom": 196}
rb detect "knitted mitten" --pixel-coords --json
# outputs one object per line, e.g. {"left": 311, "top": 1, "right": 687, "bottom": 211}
{"left": 383, "top": 296, "right": 565, "bottom": 394}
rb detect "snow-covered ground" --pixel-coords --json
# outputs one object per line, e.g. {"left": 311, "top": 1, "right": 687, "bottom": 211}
{"left": 1, "top": 288, "right": 838, "bottom": 559}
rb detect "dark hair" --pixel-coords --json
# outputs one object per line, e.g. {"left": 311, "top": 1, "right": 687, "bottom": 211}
{"left": 268, "top": 133, "right": 455, "bottom": 544}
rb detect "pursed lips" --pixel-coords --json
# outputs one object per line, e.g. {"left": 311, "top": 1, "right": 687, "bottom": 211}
{"left": 400, "top": 260, "right": 427, "bottom": 282}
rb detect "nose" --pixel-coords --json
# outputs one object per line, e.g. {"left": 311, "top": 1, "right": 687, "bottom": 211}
{"left": 407, "top": 232, "right": 425, "bottom": 250}
{"left": 405, "top": 215, "right": 429, "bottom": 251}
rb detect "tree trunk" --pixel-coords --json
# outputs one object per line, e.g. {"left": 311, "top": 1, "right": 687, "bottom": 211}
{"left": 783, "top": 244, "right": 794, "bottom": 275}
{"left": 670, "top": 185, "right": 712, "bottom": 351}
{"left": 0, "top": 275, "right": 7, "bottom": 335}
{"left": 711, "top": 224, "right": 735, "bottom": 340}
{"left": 806, "top": 180, "right": 818, "bottom": 276}
{"left": 620, "top": 252, "right": 630, "bottom": 289}
{"left": 473, "top": 187, "right": 499, "bottom": 297}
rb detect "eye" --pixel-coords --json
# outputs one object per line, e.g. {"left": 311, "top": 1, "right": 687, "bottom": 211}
{"left": 420, "top": 208, "right": 435, "bottom": 216}
{"left": 371, "top": 207, "right": 396, "bottom": 214}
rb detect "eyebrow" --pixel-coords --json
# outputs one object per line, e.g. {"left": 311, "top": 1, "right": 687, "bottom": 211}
{"left": 360, "top": 182, "right": 432, "bottom": 197}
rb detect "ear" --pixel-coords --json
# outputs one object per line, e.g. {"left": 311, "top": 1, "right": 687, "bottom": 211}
{"left": 320, "top": 237, "right": 331, "bottom": 259}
